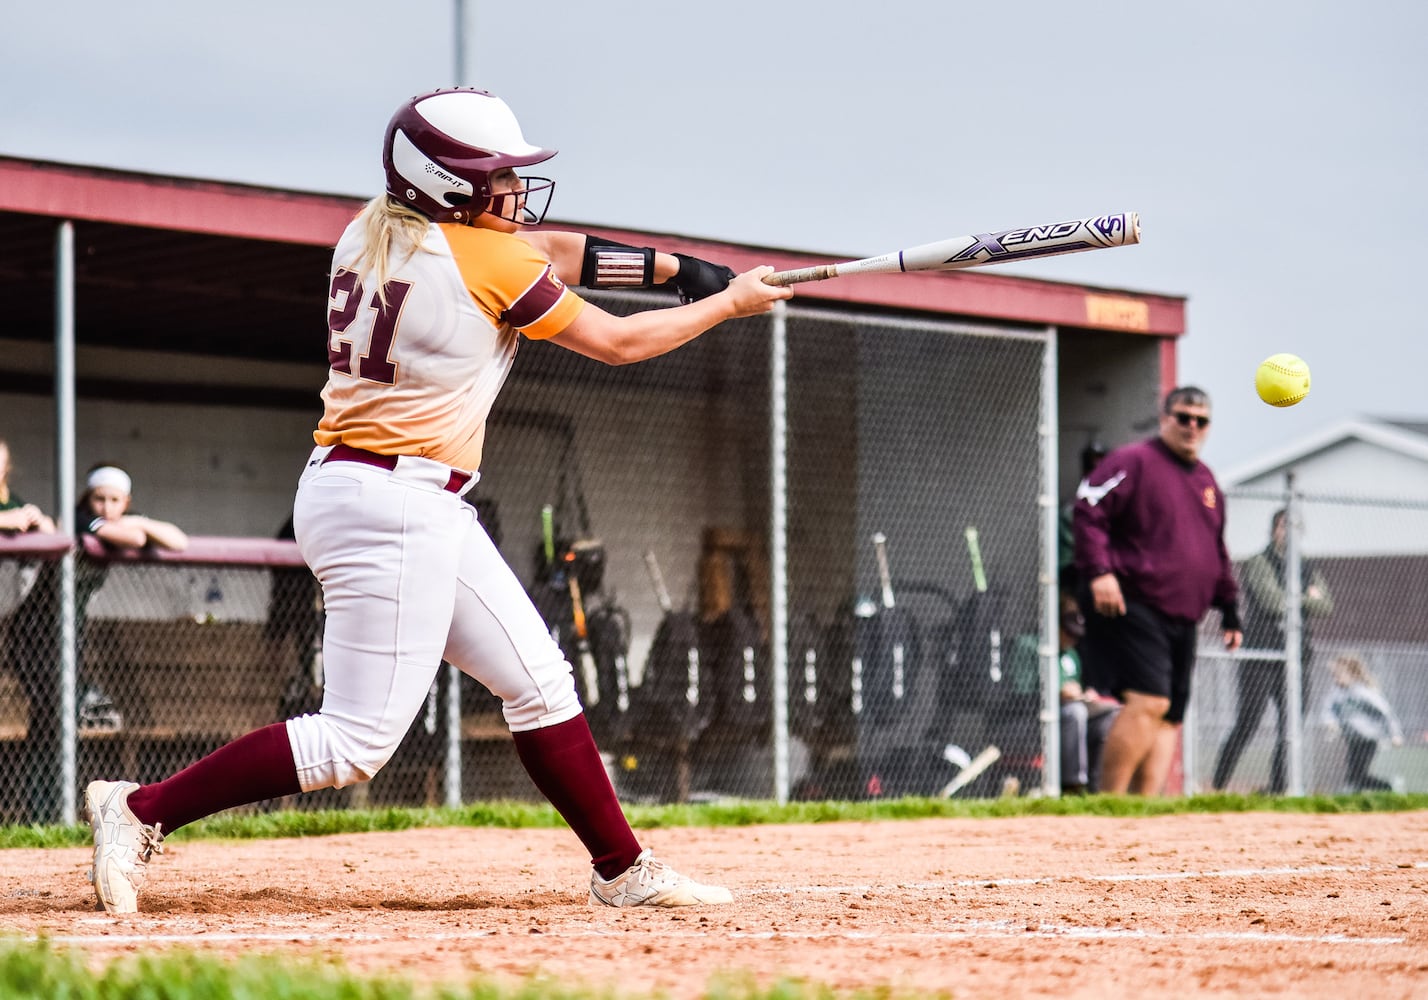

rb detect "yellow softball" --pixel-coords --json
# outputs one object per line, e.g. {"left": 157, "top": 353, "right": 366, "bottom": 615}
{"left": 1255, "top": 353, "right": 1311, "bottom": 407}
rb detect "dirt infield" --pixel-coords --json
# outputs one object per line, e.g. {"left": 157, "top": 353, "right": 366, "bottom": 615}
{"left": 3, "top": 811, "right": 1426, "bottom": 998}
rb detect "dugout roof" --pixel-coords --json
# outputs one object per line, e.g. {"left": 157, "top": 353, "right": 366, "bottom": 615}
{"left": 0, "top": 155, "right": 1185, "bottom": 402}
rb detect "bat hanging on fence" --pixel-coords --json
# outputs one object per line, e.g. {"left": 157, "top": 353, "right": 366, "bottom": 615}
{"left": 643, "top": 549, "right": 674, "bottom": 614}
{"left": 541, "top": 504, "right": 556, "bottom": 570}
{"left": 870, "top": 531, "right": 907, "bottom": 702}
{"left": 871, "top": 531, "right": 896, "bottom": 611}
{"left": 764, "top": 212, "right": 1139, "bottom": 286}
{"left": 561, "top": 542, "right": 601, "bottom": 708}
{"left": 939, "top": 744, "right": 1001, "bottom": 798}
{"left": 567, "top": 567, "right": 600, "bottom": 708}
{"left": 965, "top": 526, "right": 988, "bottom": 595}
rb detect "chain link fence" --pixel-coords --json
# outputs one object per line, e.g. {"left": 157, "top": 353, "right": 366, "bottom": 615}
{"left": 3, "top": 292, "right": 1067, "bottom": 820}
{"left": 1186, "top": 480, "right": 1428, "bottom": 795}
{"left": 17, "top": 314, "right": 1426, "bottom": 818}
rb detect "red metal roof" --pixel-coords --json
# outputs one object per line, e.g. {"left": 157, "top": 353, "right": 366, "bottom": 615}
{"left": 0, "top": 156, "right": 360, "bottom": 244}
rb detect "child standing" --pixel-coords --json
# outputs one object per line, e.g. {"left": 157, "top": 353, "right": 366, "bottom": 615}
{"left": 1322, "top": 654, "right": 1403, "bottom": 792}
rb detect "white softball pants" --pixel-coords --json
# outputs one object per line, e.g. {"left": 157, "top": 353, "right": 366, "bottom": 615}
{"left": 285, "top": 446, "right": 581, "bottom": 791}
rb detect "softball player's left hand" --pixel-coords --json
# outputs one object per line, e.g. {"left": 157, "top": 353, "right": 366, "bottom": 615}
{"left": 671, "top": 254, "right": 735, "bottom": 303}
{"left": 720, "top": 267, "right": 793, "bottom": 317}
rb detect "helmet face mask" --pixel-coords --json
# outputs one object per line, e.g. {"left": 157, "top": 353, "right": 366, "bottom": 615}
{"left": 382, "top": 88, "right": 557, "bottom": 225}
{"left": 482, "top": 173, "right": 556, "bottom": 226}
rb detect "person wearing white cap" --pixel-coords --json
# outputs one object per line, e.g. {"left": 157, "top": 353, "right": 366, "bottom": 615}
{"left": 73, "top": 464, "right": 190, "bottom": 734}
{"left": 80, "top": 465, "right": 189, "bottom": 553}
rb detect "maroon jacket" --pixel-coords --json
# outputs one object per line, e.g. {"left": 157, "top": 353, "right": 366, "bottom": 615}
{"left": 1073, "top": 437, "right": 1240, "bottom": 628}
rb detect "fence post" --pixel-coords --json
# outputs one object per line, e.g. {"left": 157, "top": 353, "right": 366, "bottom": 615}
{"left": 54, "top": 219, "right": 79, "bottom": 825}
{"left": 1039, "top": 327, "right": 1061, "bottom": 798}
{"left": 769, "top": 300, "right": 790, "bottom": 805}
{"left": 444, "top": 662, "right": 462, "bottom": 808}
{"left": 1284, "top": 470, "right": 1305, "bottom": 796}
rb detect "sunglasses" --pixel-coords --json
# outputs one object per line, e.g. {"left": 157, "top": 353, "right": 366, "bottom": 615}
{"left": 1171, "top": 411, "right": 1210, "bottom": 429}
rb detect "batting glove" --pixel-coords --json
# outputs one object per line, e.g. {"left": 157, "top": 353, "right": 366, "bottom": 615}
{"left": 672, "top": 254, "right": 736, "bottom": 304}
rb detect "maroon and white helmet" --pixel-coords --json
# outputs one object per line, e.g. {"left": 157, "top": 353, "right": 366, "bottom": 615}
{"left": 382, "top": 88, "right": 556, "bottom": 225}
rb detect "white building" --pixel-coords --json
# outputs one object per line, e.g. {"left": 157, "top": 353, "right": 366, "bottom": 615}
{"left": 1220, "top": 417, "right": 1428, "bottom": 559}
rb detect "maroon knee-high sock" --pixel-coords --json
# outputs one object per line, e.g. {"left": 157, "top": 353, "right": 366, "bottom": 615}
{"left": 512, "top": 715, "right": 640, "bottom": 880}
{"left": 126, "top": 723, "right": 301, "bottom": 834}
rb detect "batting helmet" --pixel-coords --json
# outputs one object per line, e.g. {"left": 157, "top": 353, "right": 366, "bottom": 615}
{"left": 382, "top": 88, "right": 557, "bottom": 225}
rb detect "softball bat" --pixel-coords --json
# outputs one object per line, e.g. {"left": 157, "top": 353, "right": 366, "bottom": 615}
{"left": 938, "top": 744, "right": 1001, "bottom": 798}
{"left": 765, "top": 212, "right": 1139, "bottom": 286}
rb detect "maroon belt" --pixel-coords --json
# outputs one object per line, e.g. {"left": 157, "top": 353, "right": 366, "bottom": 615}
{"left": 322, "top": 444, "right": 472, "bottom": 494}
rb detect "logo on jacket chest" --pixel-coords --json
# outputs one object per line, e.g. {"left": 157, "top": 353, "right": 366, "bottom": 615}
{"left": 1202, "top": 487, "right": 1217, "bottom": 509}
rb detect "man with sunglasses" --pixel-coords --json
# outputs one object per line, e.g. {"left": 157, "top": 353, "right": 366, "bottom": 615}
{"left": 1072, "top": 387, "right": 1243, "bottom": 795}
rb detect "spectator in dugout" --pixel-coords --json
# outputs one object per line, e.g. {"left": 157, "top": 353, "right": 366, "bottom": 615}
{"left": 0, "top": 439, "right": 57, "bottom": 535}
{"left": 75, "top": 463, "right": 190, "bottom": 729}
{"left": 1055, "top": 593, "right": 1120, "bottom": 794}
{"left": 1, "top": 439, "right": 60, "bottom": 821}
{"left": 74, "top": 462, "right": 190, "bottom": 720}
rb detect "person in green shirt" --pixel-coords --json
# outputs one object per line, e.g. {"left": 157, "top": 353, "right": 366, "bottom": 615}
{"left": 1211, "top": 509, "right": 1333, "bottom": 793}
{"left": 1008, "top": 593, "right": 1120, "bottom": 794}
{"left": 1055, "top": 595, "right": 1120, "bottom": 793}
{"left": 1, "top": 439, "right": 60, "bottom": 821}
{"left": 0, "top": 440, "right": 56, "bottom": 535}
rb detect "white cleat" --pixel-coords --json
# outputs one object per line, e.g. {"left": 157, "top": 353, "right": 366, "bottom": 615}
{"left": 84, "top": 780, "right": 164, "bottom": 914}
{"left": 589, "top": 849, "right": 733, "bottom": 907}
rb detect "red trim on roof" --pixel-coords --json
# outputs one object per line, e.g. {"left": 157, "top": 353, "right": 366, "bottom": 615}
{"left": 0, "top": 157, "right": 361, "bottom": 246}
{"left": 1160, "top": 337, "right": 1179, "bottom": 396}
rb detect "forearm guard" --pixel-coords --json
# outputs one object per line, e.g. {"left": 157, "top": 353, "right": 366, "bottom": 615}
{"left": 580, "top": 237, "right": 656, "bottom": 288}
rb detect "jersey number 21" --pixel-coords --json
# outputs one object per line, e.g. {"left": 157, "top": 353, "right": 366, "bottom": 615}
{"left": 326, "top": 268, "right": 409, "bottom": 385}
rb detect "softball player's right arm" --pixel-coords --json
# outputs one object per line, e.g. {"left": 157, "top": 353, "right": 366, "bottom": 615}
{"left": 549, "top": 266, "right": 789, "bottom": 365}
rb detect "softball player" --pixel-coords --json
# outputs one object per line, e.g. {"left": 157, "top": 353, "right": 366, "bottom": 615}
{"left": 85, "top": 87, "right": 792, "bottom": 914}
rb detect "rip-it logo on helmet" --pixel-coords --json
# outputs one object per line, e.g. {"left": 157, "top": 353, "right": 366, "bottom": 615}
{"left": 390, "top": 130, "right": 475, "bottom": 213}
{"left": 382, "top": 87, "right": 557, "bottom": 225}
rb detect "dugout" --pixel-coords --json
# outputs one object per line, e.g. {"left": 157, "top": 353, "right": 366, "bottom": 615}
{"left": 0, "top": 156, "right": 1186, "bottom": 807}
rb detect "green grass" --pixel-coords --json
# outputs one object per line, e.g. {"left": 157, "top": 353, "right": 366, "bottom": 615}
{"left": 5, "top": 791, "right": 1425, "bottom": 850}
{"left": 0, "top": 940, "right": 931, "bottom": 1000}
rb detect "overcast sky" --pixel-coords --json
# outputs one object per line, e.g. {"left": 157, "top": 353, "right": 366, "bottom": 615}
{"left": 3, "top": 1, "right": 1424, "bottom": 474}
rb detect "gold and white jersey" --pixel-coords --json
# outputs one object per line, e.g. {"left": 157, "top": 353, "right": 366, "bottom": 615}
{"left": 314, "top": 219, "right": 584, "bottom": 472}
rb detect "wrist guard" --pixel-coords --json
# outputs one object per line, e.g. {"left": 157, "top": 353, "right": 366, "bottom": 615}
{"left": 672, "top": 253, "right": 736, "bottom": 304}
{"left": 581, "top": 237, "right": 656, "bottom": 288}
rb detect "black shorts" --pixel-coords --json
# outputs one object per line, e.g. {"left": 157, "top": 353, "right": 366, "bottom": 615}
{"left": 1078, "top": 596, "right": 1199, "bottom": 724}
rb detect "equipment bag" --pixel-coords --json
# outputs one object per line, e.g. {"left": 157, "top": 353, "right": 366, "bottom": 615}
{"left": 699, "top": 606, "right": 770, "bottom": 740}
{"left": 855, "top": 601, "right": 921, "bottom": 727}
{"left": 787, "top": 611, "right": 829, "bottom": 743}
{"left": 630, "top": 607, "right": 712, "bottom": 745}
{"left": 940, "top": 587, "right": 1010, "bottom": 712}
{"left": 583, "top": 600, "right": 633, "bottom": 744}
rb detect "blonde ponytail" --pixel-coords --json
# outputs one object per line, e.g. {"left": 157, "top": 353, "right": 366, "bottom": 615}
{"left": 353, "top": 196, "right": 437, "bottom": 305}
